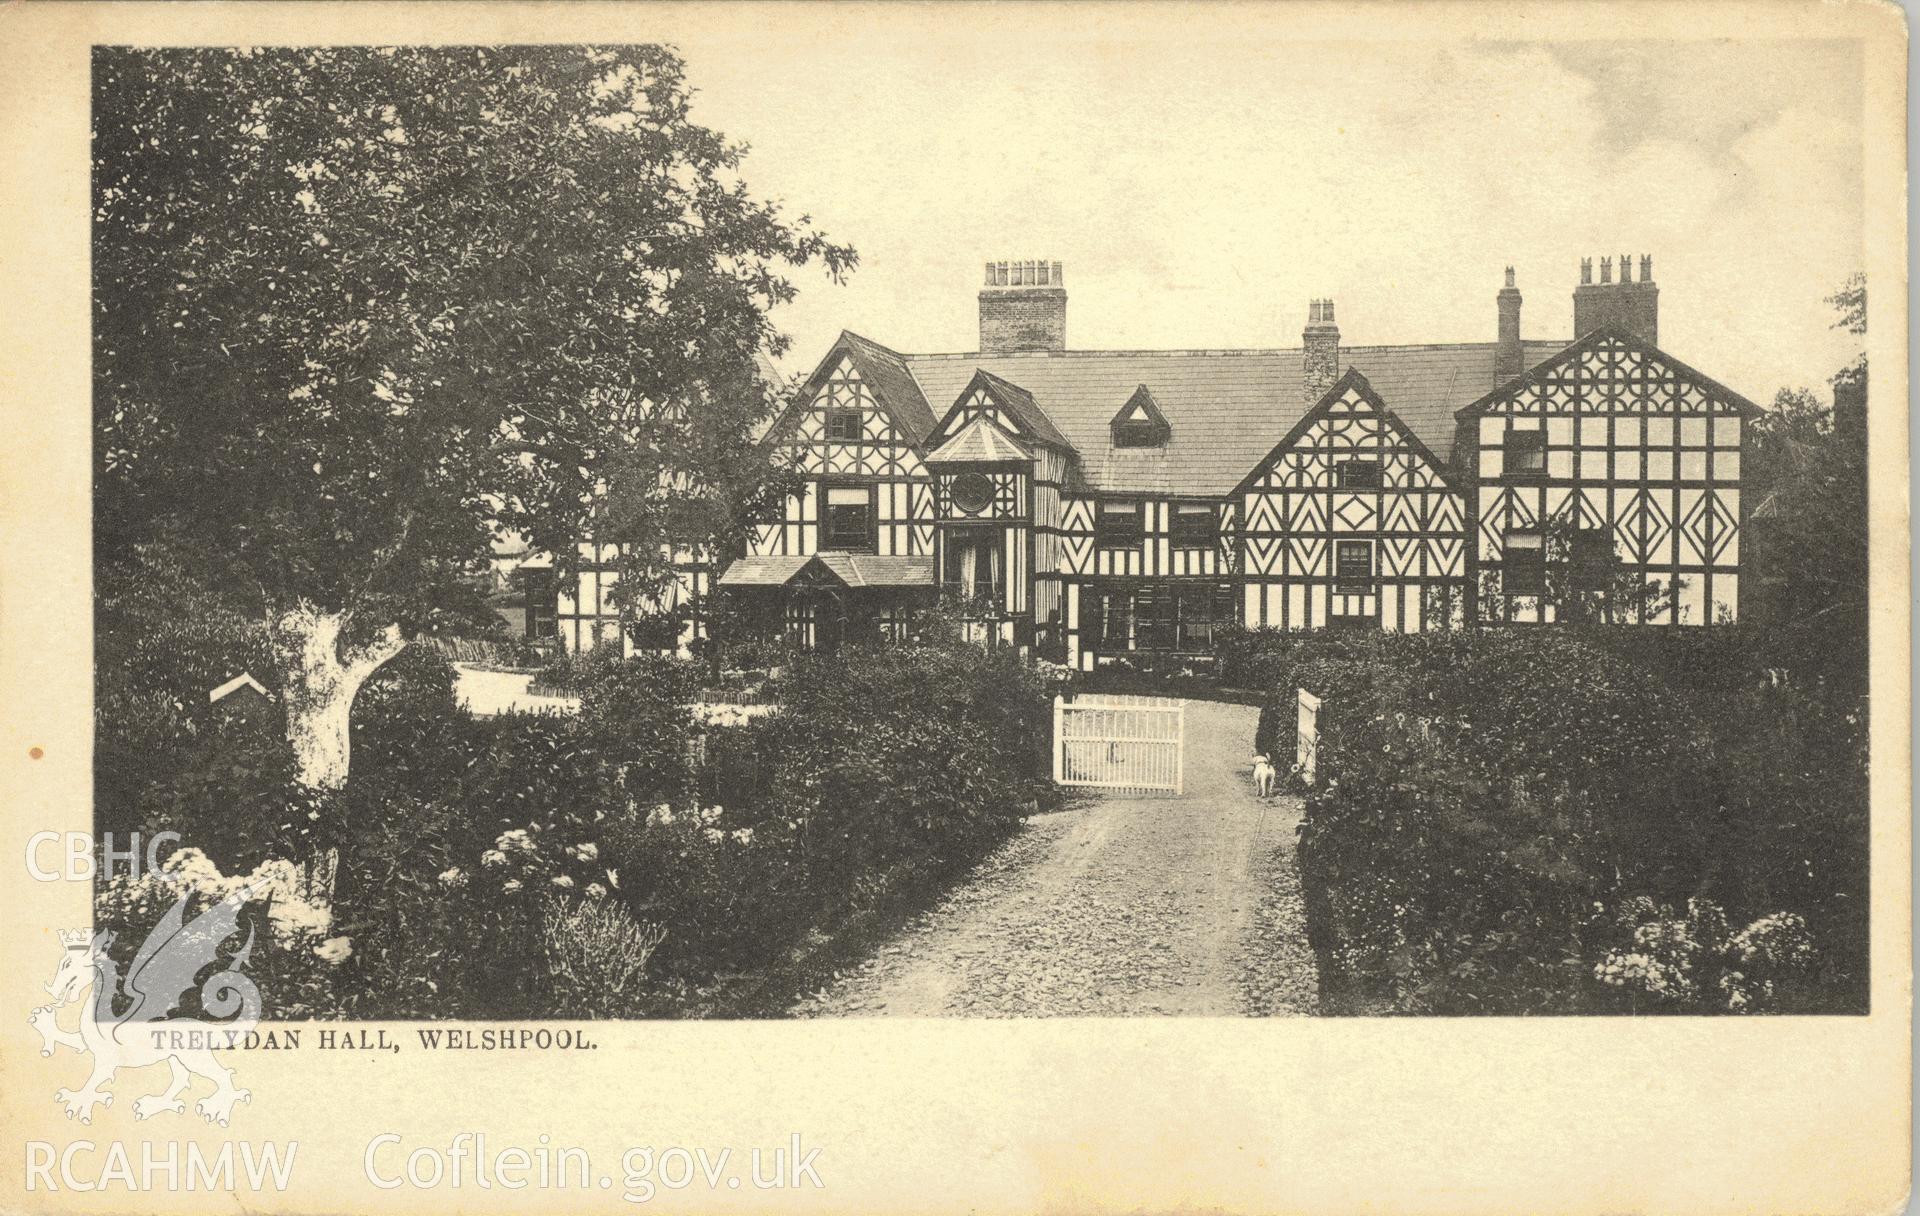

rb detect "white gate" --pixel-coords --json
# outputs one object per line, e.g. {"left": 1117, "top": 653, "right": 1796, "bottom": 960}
{"left": 1296, "top": 689, "right": 1321, "bottom": 786}
{"left": 1052, "top": 694, "right": 1186, "bottom": 795}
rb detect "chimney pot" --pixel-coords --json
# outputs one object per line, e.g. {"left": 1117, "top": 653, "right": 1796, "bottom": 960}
{"left": 1580, "top": 257, "right": 1593, "bottom": 285}
{"left": 1301, "top": 296, "right": 1341, "bottom": 403}
{"left": 1496, "top": 267, "right": 1524, "bottom": 384}
{"left": 978, "top": 257, "right": 1067, "bottom": 352}
{"left": 1573, "top": 251, "right": 1659, "bottom": 344}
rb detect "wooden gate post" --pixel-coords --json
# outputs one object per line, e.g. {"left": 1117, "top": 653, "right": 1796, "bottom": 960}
{"left": 1174, "top": 701, "right": 1186, "bottom": 796}
{"left": 1052, "top": 695, "right": 1065, "bottom": 785}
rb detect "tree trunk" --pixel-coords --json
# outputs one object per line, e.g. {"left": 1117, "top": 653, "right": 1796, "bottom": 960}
{"left": 269, "top": 603, "right": 408, "bottom": 792}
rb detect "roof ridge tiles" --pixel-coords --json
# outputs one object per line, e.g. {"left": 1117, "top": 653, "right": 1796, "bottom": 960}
{"left": 900, "top": 339, "right": 1569, "bottom": 362}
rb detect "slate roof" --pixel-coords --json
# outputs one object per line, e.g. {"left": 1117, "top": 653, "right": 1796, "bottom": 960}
{"left": 927, "top": 416, "right": 1034, "bottom": 464}
{"left": 812, "top": 554, "right": 935, "bottom": 587}
{"left": 892, "top": 340, "right": 1567, "bottom": 496}
{"left": 839, "top": 331, "right": 939, "bottom": 439}
{"left": 716, "top": 556, "right": 810, "bottom": 587}
{"left": 714, "top": 553, "right": 934, "bottom": 589}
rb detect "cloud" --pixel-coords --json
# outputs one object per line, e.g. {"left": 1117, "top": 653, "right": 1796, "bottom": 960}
{"left": 675, "top": 32, "right": 1865, "bottom": 404}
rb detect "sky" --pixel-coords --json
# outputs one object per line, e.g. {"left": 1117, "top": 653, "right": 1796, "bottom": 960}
{"left": 668, "top": 26, "right": 1864, "bottom": 407}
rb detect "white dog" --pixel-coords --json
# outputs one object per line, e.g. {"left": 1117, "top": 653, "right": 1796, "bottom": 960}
{"left": 1250, "top": 753, "right": 1278, "bottom": 799}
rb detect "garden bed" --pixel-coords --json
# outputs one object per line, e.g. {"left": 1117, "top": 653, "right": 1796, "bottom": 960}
{"left": 96, "top": 638, "right": 1055, "bottom": 1020}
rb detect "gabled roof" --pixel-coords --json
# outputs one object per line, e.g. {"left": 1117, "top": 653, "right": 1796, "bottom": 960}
{"left": 1235, "top": 368, "right": 1458, "bottom": 496}
{"left": 715, "top": 553, "right": 934, "bottom": 589}
{"left": 1456, "top": 328, "right": 1763, "bottom": 420}
{"left": 900, "top": 340, "right": 1566, "bottom": 495}
{"left": 927, "top": 415, "right": 1034, "bottom": 464}
{"left": 957, "top": 368, "right": 1073, "bottom": 449}
{"left": 760, "top": 330, "right": 940, "bottom": 454}
{"left": 1110, "top": 384, "right": 1171, "bottom": 438}
{"left": 209, "top": 672, "right": 273, "bottom": 704}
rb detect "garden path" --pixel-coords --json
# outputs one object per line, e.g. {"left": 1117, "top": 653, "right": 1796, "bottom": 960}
{"left": 452, "top": 664, "right": 580, "bottom": 717}
{"left": 791, "top": 699, "right": 1319, "bottom": 1017}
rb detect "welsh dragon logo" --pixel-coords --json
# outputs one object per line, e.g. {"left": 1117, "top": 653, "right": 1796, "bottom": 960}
{"left": 30, "top": 889, "right": 261, "bottom": 1126}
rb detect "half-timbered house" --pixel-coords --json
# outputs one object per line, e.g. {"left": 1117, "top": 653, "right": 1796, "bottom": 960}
{"left": 530, "top": 255, "right": 1755, "bottom": 659}
{"left": 1455, "top": 258, "right": 1759, "bottom": 626}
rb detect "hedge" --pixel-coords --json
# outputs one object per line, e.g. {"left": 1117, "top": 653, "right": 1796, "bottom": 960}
{"left": 1240, "top": 626, "right": 1868, "bottom": 1014}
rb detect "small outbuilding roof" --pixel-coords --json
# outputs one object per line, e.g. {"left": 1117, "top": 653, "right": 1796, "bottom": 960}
{"left": 209, "top": 673, "right": 273, "bottom": 704}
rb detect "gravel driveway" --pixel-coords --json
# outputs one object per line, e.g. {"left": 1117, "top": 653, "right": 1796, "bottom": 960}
{"left": 792, "top": 698, "right": 1318, "bottom": 1017}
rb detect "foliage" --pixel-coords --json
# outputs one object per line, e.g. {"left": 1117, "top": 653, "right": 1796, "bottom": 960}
{"left": 1743, "top": 275, "right": 1869, "bottom": 684}
{"left": 94, "top": 45, "right": 849, "bottom": 788}
{"left": 1242, "top": 626, "right": 1867, "bottom": 1015}
{"left": 603, "top": 639, "right": 1054, "bottom": 973}
{"left": 98, "top": 634, "right": 1053, "bottom": 1016}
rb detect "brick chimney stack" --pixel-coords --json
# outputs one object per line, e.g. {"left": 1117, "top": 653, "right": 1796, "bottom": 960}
{"left": 979, "top": 260, "right": 1066, "bottom": 353}
{"left": 1302, "top": 298, "right": 1341, "bottom": 403}
{"left": 1495, "top": 267, "right": 1524, "bottom": 385}
{"left": 1573, "top": 252, "right": 1658, "bottom": 344}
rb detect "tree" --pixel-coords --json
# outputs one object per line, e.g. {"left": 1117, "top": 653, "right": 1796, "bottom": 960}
{"left": 95, "top": 46, "right": 852, "bottom": 790}
{"left": 1746, "top": 275, "right": 1868, "bottom": 677}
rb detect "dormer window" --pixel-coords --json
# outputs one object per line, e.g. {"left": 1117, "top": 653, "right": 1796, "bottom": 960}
{"left": 1110, "top": 384, "right": 1170, "bottom": 449}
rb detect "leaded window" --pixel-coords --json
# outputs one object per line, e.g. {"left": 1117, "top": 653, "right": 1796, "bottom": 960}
{"left": 1095, "top": 499, "right": 1143, "bottom": 547}
{"left": 823, "top": 484, "right": 874, "bottom": 551}
{"left": 1170, "top": 503, "right": 1217, "bottom": 549}
{"left": 1334, "top": 540, "right": 1374, "bottom": 594}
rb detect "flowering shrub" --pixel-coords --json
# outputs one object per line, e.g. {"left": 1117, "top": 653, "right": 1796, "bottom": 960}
{"left": 1592, "top": 899, "right": 1818, "bottom": 1013}
{"left": 541, "top": 893, "right": 669, "bottom": 1019}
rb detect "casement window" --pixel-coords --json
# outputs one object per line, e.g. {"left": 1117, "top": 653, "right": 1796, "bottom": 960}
{"left": 1503, "top": 426, "right": 1547, "bottom": 478}
{"left": 1096, "top": 582, "right": 1235, "bottom": 651}
{"left": 1504, "top": 529, "right": 1546, "bottom": 594}
{"left": 1133, "top": 583, "right": 1175, "bottom": 650}
{"left": 521, "top": 569, "right": 557, "bottom": 638}
{"left": 1333, "top": 540, "right": 1374, "bottom": 594}
{"left": 1570, "top": 528, "right": 1614, "bottom": 591}
{"left": 1335, "top": 459, "right": 1382, "bottom": 490}
{"left": 822, "top": 484, "right": 875, "bottom": 551}
{"left": 1092, "top": 588, "right": 1133, "bottom": 650}
{"left": 1169, "top": 503, "right": 1218, "bottom": 550}
{"left": 824, "top": 408, "right": 863, "bottom": 443}
{"left": 1173, "top": 582, "right": 1237, "bottom": 650}
{"left": 941, "top": 530, "right": 1003, "bottom": 607}
{"left": 1095, "top": 499, "right": 1143, "bottom": 548}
